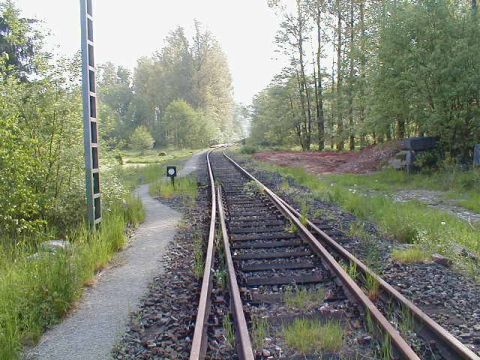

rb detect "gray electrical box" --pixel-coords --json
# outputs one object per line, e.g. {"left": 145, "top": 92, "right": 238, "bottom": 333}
{"left": 474, "top": 144, "right": 480, "bottom": 167}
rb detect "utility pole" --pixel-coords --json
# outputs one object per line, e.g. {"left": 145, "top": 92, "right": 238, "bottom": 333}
{"left": 80, "top": 0, "right": 101, "bottom": 229}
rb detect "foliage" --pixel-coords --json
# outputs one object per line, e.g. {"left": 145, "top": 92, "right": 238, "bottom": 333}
{"left": 391, "top": 247, "right": 431, "bottom": 264}
{"left": 0, "top": 200, "right": 143, "bottom": 359}
{"left": 253, "top": 0, "right": 480, "bottom": 162}
{"left": 283, "top": 319, "right": 344, "bottom": 354}
{"left": 0, "top": 0, "right": 43, "bottom": 79}
{"left": 255, "top": 161, "right": 480, "bottom": 273}
{"left": 149, "top": 176, "right": 198, "bottom": 206}
{"left": 284, "top": 287, "right": 325, "bottom": 310}
{"left": 129, "top": 125, "right": 155, "bottom": 154}
{"left": 163, "top": 100, "right": 217, "bottom": 148}
{"left": 239, "top": 145, "right": 257, "bottom": 154}
{"left": 117, "top": 23, "right": 241, "bottom": 147}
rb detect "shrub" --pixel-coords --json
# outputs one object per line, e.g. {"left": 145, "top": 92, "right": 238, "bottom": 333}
{"left": 240, "top": 145, "right": 257, "bottom": 154}
{"left": 129, "top": 126, "right": 154, "bottom": 154}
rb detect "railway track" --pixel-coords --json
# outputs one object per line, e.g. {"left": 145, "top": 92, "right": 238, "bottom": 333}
{"left": 190, "top": 150, "right": 480, "bottom": 360}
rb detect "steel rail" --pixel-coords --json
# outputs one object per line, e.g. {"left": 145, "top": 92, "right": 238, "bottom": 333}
{"left": 274, "top": 196, "right": 480, "bottom": 360}
{"left": 223, "top": 151, "right": 480, "bottom": 360}
{"left": 217, "top": 185, "right": 255, "bottom": 360}
{"left": 223, "top": 152, "right": 424, "bottom": 359}
{"left": 190, "top": 151, "right": 217, "bottom": 360}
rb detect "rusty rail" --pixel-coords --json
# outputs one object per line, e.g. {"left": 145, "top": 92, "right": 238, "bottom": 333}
{"left": 190, "top": 151, "right": 255, "bottom": 360}
{"left": 223, "top": 152, "right": 480, "bottom": 360}
{"left": 190, "top": 151, "right": 217, "bottom": 360}
{"left": 274, "top": 195, "right": 480, "bottom": 360}
{"left": 217, "top": 186, "right": 255, "bottom": 360}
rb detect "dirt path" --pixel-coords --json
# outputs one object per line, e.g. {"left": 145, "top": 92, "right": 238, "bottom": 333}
{"left": 254, "top": 143, "right": 399, "bottom": 174}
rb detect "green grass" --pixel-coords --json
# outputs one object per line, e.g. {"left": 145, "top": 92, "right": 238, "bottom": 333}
{"left": 283, "top": 319, "right": 344, "bottom": 354}
{"left": 254, "top": 162, "right": 480, "bottom": 274}
{"left": 118, "top": 148, "right": 199, "bottom": 190}
{"left": 323, "top": 167, "right": 480, "bottom": 213}
{"left": 252, "top": 317, "right": 269, "bottom": 350}
{"left": 391, "top": 247, "right": 431, "bottom": 264}
{"left": 121, "top": 148, "right": 196, "bottom": 165}
{"left": 365, "top": 273, "right": 380, "bottom": 301}
{"left": 149, "top": 176, "right": 198, "bottom": 206}
{"left": 223, "top": 314, "right": 235, "bottom": 348}
{"left": 284, "top": 287, "right": 325, "bottom": 310}
{"left": 0, "top": 199, "right": 143, "bottom": 359}
{"left": 193, "top": 232, "right": 204, "bottom": 280}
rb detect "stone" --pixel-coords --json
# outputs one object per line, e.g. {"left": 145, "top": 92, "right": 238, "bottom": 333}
{"left": 262, "top": 349, "right": 271, "bottom": 357}
{"left": 432, "top": 254, "right": 452, "bottom": 267}
{"left": 357, "top": 335, "right": 372, "bottom": 345}
{"left": 474, "top": 144, "right": 480, "bottom": 167}
{"left": 351, "top": 319, "right": 362, "bottom": 329}
{"left": 39, "top": 240, "right": 72, "bottom": 253}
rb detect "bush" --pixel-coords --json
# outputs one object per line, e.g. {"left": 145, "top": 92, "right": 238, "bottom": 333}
{"left": 0, "top": 199, "right": 144, "bottom": 359}
{"left": 129, "top": 126, "right": 154, "bottom": 154}
{"left": 114, "top": 153, "right": 123, "bottom": 165}
{"left": 240, "top": 145, "right": 257, "bottom": 154}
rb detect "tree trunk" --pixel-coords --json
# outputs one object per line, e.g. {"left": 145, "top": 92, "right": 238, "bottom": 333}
{"left": 331, "top": 57, "right": 336, "bottom": 149}
{"left": 473, "top": 0, "right": 478, "bottom": 15}
{"left": 295, "top": 67, "right": 309, "bottom": 149}
{"left": 336, "top": 0, "right": 344, "bottom": 151}
{"left": 359, "top": 0, "right": 366, "bottom": 148}
{"left": 348, "top": 0, "right": 355, "bottom": 151}
{"left": 315, "top": 0, "right": 325, "bottom": 151}
{"left": 397, "top": 119, "right": 406, "bottom": 139}
{"left": 297, "top": 0, "right": 312, "bottom": 150}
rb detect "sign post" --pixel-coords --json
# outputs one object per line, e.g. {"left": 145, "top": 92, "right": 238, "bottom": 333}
{"left": 80, "top": 0, "right": 101, "bottom": 229}
{"left": 167, "top": 166, "right": 177, "bottom": 188}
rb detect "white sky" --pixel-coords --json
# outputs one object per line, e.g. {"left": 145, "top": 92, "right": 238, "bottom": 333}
{"left": 14, "top": 0, "right": 289, "bottom": 105}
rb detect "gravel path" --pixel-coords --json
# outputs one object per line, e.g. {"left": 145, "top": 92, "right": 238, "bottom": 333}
{"left": 24, "top": 151, "right": 206, "bottom": 360}
{"left": 24, "top": 185, "right": 181, "bottom": 360}
{"left": 178, "top": 149, "right": 208, "bottom": 177}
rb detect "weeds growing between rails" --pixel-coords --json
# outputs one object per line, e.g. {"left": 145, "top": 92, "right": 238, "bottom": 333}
{"left": 0, "top": 196, "right": 144, "bottom": 359}
{"left": 283, "top": 319, "right": 344, "bottom": 354}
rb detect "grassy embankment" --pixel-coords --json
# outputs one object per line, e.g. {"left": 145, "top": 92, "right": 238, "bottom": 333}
{"left": 245, "top": 155, "right": 479, "bottom": 275}
{"left": 0, "top": 148, "right": 197, "bottom": 359}
{"left": 0, "top": 197, "right": 144, "bottom": 359}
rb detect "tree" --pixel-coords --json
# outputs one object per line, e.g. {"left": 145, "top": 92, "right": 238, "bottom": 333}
{"left": 126, "top": 22, "right": 235, "bottom": 147}
{"left": 0, "top": 0, "right": 43, "bottom": 79}
{"left": 163, "top": 99, "right": 218, "bottom": 148}
{"left": 130, "top": 126, "right": 154, "bottom": 154}
{"left": 97, "top": 62, "right": 134, "bottom": 145}
{"left": 257, "top": 0, "right": 480, "bottom": 161}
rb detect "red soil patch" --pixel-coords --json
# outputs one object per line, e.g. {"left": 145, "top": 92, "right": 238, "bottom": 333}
{"left": 254, "top": 143, "right": 401, "bottom": 175}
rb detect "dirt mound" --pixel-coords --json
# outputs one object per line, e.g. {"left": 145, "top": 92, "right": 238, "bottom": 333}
{"left": 254, "top": 142, "right": 400, "bottom": 174}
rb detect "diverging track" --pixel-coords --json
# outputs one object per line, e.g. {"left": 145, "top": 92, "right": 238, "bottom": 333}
{"left": 189, "top": 150, "right": 479, "bottom": 360}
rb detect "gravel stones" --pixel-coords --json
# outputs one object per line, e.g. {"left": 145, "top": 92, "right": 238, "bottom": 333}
{"left": 232, "top": 153, "right": 480, "bottom": 357}
{"left": 113, "top": 172, "right": 209, "bottom": 359}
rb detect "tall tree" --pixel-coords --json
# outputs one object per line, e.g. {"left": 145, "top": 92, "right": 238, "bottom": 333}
{"left": 335, "top": 0, "right": 344, "bottom": 150}
{"left": 0, "top": 0, "right": 42, "bottom": 79}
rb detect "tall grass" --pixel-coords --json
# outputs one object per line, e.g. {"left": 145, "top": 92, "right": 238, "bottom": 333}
{"left": 0, "top": 197, "right": 144, "bottom": 359}
{"left": 283, "top": 319, "right": 344, "bottom": 353}
{"left": 149, "top": 176, "right": 198, "bottom": 205}
{"left": 326, "top": 167, "right": 480, "bottom": 213}
{"left": 257, "top": 163, "right": 480, "bottom": 268}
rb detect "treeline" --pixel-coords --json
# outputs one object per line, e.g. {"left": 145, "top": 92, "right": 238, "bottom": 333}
{"left": 98, "top": 22, "right": 243, "bottom": 150}
{"left": 0, "top": 1, "right": 238, "bottom": 240}
{"left": 251, "top": 0, "right": 480, "bottom": 161}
